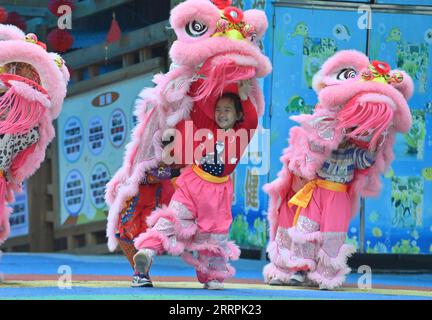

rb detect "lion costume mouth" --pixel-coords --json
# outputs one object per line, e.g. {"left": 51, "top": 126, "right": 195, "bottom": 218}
{"left": 192, "top": 52, "right": 257, "bottom": 102}
{"left": 336, "top": 93, "right": 394, "bottom": 151}
{"left": 0, "top": 72, "right": 49, "bottom": 134}
{"left": 1, "top": 62, "right": 42, "bottom": 85}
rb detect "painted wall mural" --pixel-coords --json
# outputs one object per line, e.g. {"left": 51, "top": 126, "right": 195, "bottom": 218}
{"left": 365, "top": 12, "right": 432, "bottom": 254}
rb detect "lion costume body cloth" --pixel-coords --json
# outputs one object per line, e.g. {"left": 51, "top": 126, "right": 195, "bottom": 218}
{"left": 0, "top": 25, "right": 69, "bottom": 245}
{"left": 263, "top": 50, "right": 413, "bottom": 289}
{"left": 105, "top": 0, "right": 271, "bottom": 283}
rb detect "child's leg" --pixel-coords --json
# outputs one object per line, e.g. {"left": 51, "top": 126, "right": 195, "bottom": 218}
{"left": 117, "top": 184, "right": 158, "bottom": 269}
{"left": 134, "top": 183, "right": 198, "bottom": 256}
{"left": 132, "top": 189, "right": 197, "bottom": 280}
{"left": 159, "top": 179, "right": 176, "bottom": 206}
{"left": 287, "top": 214, "right": 321, "bottom": 271}
{"left": 307, "top": 191, "right": 355, "bottom": 290}
{"left": 264, "top": 189, "right": 299, "bottom": 284}
{"left": 195, "top": 250, "right": 228, "bottom": 284}
{"left": 118, "top": 239, "right": 138, "bottom": 269}
{"left": 181, "top": 175, "right": 239, "bottom": 286}
{"left": 275, "top": 211, "right": 320, "bottom": 275}
{"left": 265, "top": 187, "right": 328, "bottom": 286}
{"left": 181, "top": 233, "right": 239, "bottom": 287}
{"left": 307, "top": 231, "right": 355, "bottom": 290}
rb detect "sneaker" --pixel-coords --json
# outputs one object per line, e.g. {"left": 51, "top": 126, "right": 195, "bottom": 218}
{"left": 203, "top": 280, "right": 224, "bottom": 290}
{"left": 133, "top": 249, "right": 155, "bottom": 275}
{"left": 131, "top": 273, "right": 153, "bottom": 288}
{"left": 287, "top": 271, "right": 306, "bottom": 286}
{"left": 268, "top": 277, "right": 286, "bottom": 286}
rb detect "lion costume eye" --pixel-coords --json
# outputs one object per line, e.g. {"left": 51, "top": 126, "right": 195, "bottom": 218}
{"left": 336, "top": 68, "right": 357, "bottom": 80}
{"left": 247, "top": 32, "right": 257, "bottom": 43}
{"left": 185, "top": 21, "right": 208, "bottom": 37}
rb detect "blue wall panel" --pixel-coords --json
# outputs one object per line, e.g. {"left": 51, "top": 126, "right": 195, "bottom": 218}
{"left": 366, "top": 12, "right": 432, "bottom": 254}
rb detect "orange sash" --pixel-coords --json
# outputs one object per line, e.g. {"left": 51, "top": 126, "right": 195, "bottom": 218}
{"left": 288, "top": 179, "right": 348, "bottom": 226}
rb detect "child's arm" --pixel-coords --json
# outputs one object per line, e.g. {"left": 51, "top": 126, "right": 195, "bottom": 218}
{"left": 237, "top": 99, "right": 258, "bottom": 131}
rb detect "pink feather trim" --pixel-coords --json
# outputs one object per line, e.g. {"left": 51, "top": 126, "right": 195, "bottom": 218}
{"left": 181, "top": 251, "right": 236, "bottom": 281}
{"left": 267, "top": 240, "right": 316, "bottom": 271}
{"left": 0, "top": 84, "right": 46, "bottom": 134}
{"left": 307, "top": 267, "right": 352, "bottom": 290}
{"left": 317, "top": 244, "right": 356, "bottom": 270}
{"left": 134, "top": 228, "right": 185, "bottom": 256}
{"left": 263, "top": 262, "right": 294, "bottom": 283}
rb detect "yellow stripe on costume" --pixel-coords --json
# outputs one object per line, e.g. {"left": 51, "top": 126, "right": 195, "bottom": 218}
{"left": 289, "top": 179, "right": 348, "bottom": 226}
{"left": 192, "top": 165, "right": 229, "bottom": 183}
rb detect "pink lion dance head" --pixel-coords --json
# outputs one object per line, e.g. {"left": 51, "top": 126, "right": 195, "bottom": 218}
{"left": 105, "top": 0, "right": 272, "bottom": 251}
{"left": 312, "top": 50, "right": 412, "bottom": 152}
{"left": 169, "top": 0, "right": 271, "bottom": 109}
{"left": 0, "top": 24, "right": 69, "bottom": 244}
{"left": 265, "top": 50, "right": 413, "bottom": 242}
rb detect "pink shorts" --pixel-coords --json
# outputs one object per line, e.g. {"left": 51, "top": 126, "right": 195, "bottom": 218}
{"left": 172, "top": 166, "right": 234, "bottom": 234}
{"left": 278, "top": 188, "right": 297, "bottom": 229}
{"left": 299, "top": 186, "right": 351, "bottom": 233}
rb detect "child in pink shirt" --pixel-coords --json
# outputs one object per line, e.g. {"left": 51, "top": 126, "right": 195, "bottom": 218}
{"left": 133, "top": 85, "right": 257, "bottom": 290}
